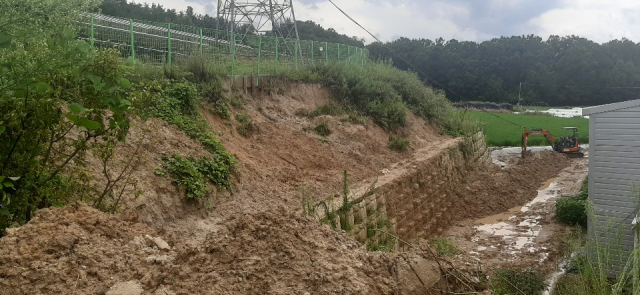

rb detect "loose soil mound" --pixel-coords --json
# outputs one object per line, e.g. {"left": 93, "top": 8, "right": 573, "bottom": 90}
{"left": 0, "top": 205, "right": 440, "bottom": 295}
{"left": 453, "top": 151, "right": 571, "bottom": 219}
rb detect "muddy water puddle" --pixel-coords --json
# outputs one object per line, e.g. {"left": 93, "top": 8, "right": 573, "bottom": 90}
{"left": 467, "top": 181, "right": 561, "bottom": 263}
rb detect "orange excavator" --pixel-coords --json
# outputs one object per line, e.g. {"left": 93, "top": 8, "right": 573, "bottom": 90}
{"left": 521, "top": 127, "right": 584, "bottom": 158}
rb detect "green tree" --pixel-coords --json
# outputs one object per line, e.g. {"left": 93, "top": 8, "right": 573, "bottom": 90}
{"left": 0, "top": 0, "right": 132, "bottom": 232}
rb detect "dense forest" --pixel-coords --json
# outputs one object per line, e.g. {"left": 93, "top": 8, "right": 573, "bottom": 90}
{"left": 367, "top": 35, "right": 640, "bottom": 106}
{"left": 98, "top": 0, "right": 364, "bottom": 47}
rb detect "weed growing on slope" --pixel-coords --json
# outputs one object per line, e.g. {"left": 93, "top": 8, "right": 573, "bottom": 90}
{"left": 235, "top": 113, "right": 256, "bottom": 136}
{"left": 388, "top": 134, "right": 411, "bottom": 151}
{"left": 160, "top": 154, "right": 234, "bottom": 200}
{"left": 314, "top": 123, "right": 331, "bottom": 137}
{"left": 428, "top": 237, "right": 459, "bottom": 256}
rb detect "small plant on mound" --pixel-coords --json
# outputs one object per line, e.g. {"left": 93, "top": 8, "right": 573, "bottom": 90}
{"left": 388, "top": 134, "right": 411, "bottom": 151}
{"left": 160, "top": 153, "right": 234, "bottom": 200}
{"left": 311, "top": 103, "right": 345, "bottom": 117}
{"left": 490, "top": 268, "right": 547, "bottom": 295}
{"left": 314, "top": 123, "right": 331, "bottom": 137}
{"left": 428, "top": 237, "right": 459, "bottom": 256}
{"left": 556, "top": 178, "right": 588, "bottom": 227}
{"left": 235, "top": 113, "right": 256, "bottom": 136}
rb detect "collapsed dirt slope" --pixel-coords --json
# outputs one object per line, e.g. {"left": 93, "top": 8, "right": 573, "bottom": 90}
{"left": 0, "top": 205, "right": 439, "bottom": 295}
{"left": 0, "top": 83, "right": 453, "bottom": 294}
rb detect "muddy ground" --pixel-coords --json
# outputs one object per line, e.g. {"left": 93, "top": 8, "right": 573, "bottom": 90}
{"left": 0, "top": 84, "right": 587, "bottom": 294}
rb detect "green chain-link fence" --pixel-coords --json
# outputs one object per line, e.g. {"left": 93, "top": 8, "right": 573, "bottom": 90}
{"left": 78, "top": 13, "right": 368, "bottom": 80}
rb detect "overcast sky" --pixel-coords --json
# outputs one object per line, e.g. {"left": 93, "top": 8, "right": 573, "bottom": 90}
{"left": 139, "top": 0, "right": 640, "bottom": 44}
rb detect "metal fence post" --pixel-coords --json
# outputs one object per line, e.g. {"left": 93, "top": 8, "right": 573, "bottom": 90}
{"left": 337, "top": 44, "right": 340, "bottom": 61}
{"left": 325, "top": 42, "right": 328, "bottom": 65}
{"left": 199, "top": 28, "right": 203, "bottom": 54}
{"left": 275, "top": 37, "right": 279, "bottom": 74}
{"left": 90, "top": 14, "right": 95, "bottom": 50}
{"left": 257, "top": 35, "right": 262, "bottom": 87}
{"left": 167, "top": 24, "right": 172, "bottom": 68}
{"left": 311, "top": 41, "right": 314, "bottom": 65}
{"left": 130, "top": 19, "right": 135, "bottom": 60}
{"left": 295, "top": 39, "right": 299, "bottom": 70}
{"left": 231, "top": 34, "right": 236, "bottom": 80}
{"left": 347, "top": 46, "right": 350, "bottom": 63}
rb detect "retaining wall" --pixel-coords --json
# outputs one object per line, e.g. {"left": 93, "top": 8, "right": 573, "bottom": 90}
{"left": 326, "top": 132, "right": 491, "bottom": 250}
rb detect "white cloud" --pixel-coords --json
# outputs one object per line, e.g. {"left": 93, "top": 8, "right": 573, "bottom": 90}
{"left": 531, "top": 0, "right": 640, "bottom": 43}
{"left": 130, "top": 0, "right": 640, "bottom": 43}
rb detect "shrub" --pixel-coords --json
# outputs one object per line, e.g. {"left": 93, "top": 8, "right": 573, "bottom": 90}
{"left": 235, "top": 113, "right": 256, "bottom": 136}
{"left": 163, "top": 81, "right": 200, "bottom": 115}
{"left": 160, "top": 153, "right": 235, "bottom": 200}
{"left": 388, "top": 134, "right": 411, "bottom": 151}
{"left": 490, "top": 268, "right": 547, "bottom": 295}
{"left": 556, "top": 178, "right": 588, "bottom": 227}
{"left": 314, "top": 123, "right": 331, "bottom": 136}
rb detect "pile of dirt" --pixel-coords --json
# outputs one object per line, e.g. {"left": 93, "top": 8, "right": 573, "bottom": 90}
{"left": 0, "top": 205, "right": 443, "bottom": 295}
{"left": 453, "top": 151, "right": 571, "bottom": 220}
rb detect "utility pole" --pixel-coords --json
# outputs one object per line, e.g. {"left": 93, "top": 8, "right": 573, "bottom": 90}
{"left": 518, "top": 82, "right": 522, "bottom": 106}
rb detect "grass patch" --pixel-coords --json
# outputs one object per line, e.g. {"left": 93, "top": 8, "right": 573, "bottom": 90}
{"left": 490, "top": 268, "right": 547, "bottom": 295}
{"left": 428, "top": 237, "right": 458, "bottom": 256}
{"left": 467, "top": 111, "right": 589, "bottom": 147}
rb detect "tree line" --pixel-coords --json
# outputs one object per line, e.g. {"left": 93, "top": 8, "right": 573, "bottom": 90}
{"left": 98, "top": 0, "right": 364, "bottom": 47}
{"left": 367, "top": 35, "right": 640, "bottom": 106}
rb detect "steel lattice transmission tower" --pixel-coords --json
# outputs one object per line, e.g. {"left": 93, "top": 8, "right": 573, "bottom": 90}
{"left": 217, "top": 0, "right": 301, "bottom": 46}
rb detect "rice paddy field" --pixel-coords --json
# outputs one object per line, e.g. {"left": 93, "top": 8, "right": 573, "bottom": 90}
{"left": 468, "top": 111, "right": 590, "bottom": 147}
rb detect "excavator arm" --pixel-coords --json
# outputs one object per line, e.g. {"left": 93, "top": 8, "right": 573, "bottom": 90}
{"left": 521, "top": 128, "right": 556, "bottom": 158}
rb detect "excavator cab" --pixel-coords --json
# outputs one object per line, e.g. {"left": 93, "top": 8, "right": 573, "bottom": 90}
{"left": 555, "top": 127, "right": 579, "bottom": 151}
{"left": 521, "top": 127, "right": 583, "bottom": 158}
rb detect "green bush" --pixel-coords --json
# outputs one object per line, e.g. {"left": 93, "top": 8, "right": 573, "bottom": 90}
{"left": 556, "top": 179, "right": 588, "bottom": 227}
{"left": 490, "top": 268, "right": 547, "bottom": 295}
{"left": 388, "top": 134, "right": 411, "bottom": 151}
{"left": 160, "top": 153, "right": 234, "bottom": 200}
{"left": 314, "top": 123, "right": 331, "bottom": 136}
{"left": 235, "top": 113, "right": 256, "bottom": 136}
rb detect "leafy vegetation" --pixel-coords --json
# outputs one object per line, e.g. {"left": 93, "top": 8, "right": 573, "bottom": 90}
{"left": 0, "top": 0, "right": 238, "bottom": 233}
{"left": 490, "top": 268, "right": 547, "bottom": 295}
{"left": 468, "top": 111, "right": 589, "bottom": 146}
{"left": 368, "top": 35, "right": 640, "bottom": 107}
{"left": 0, "top": 0, "right": 134, "bottom": 232}
{"left": 159, "top": 154, "right": 234, "bottom": 200}
{"left": 388, "top": 134, "right": 411, "bottom": 151}
{"left": 556, "top": 178, "right": 588, "bottom": 227}
{"left": 314, "top": 123, "right": 331, "bottom": 137}
{"left": 235, "top": 113, "right": 256, "bottom": 137}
